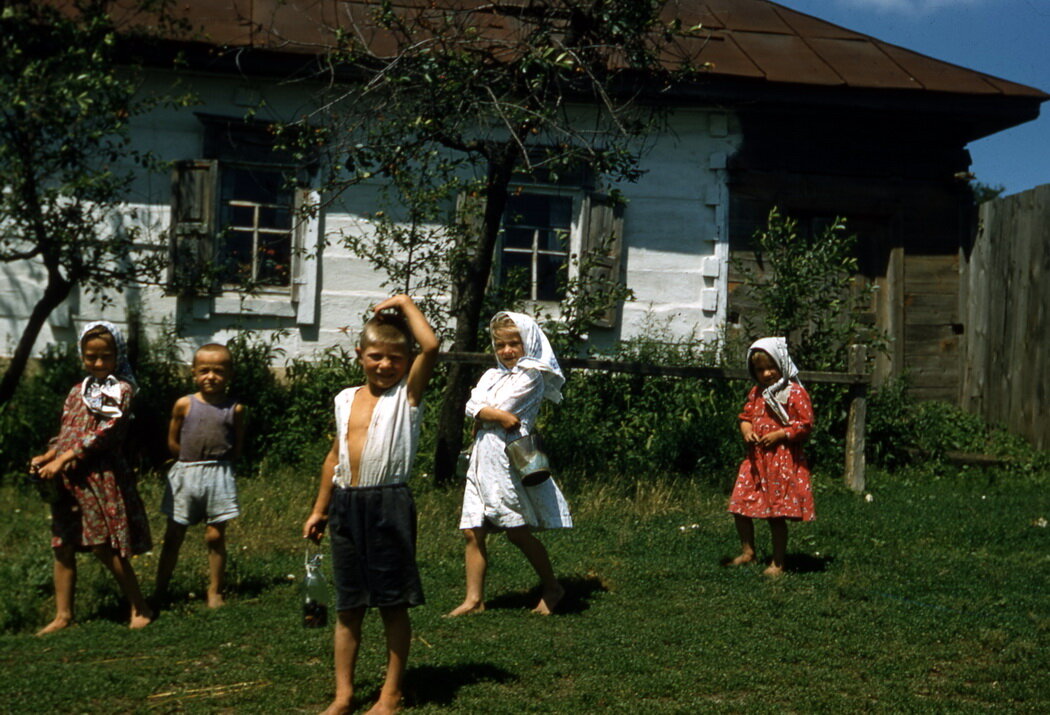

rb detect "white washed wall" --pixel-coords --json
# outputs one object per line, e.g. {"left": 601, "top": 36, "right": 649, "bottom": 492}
{"left": 0, "top": 72, "right": 740, "bottom": 363}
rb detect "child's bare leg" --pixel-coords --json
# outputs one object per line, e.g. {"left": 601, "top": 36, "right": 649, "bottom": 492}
{"left": 92, "top": 545, "right": 153, "bottom": 628}
{"left": 446, "top": 526, "right": 488, "bottom": 617}
{"left": 323, "top": 607, "right": 365, "bottom": 715}
{"left": 765, "top": 518, "right": 787, "bottom": 576}
{"left": 204, "top": 521, "right": 228, "bottom": 608}
{"left": 37, "top": 544, "right": 76, "bottom": 635}
{"left": 367, "top": 606, "right": 410, "bottom": 714}
{"left": 729, "top": 514, "right": 756, "bottom": 565}
{"left": 505, "top": 526, "right": 563, "bottom": 615}
{"left": 154, "top": 519, "right": 187, "bottom": 601}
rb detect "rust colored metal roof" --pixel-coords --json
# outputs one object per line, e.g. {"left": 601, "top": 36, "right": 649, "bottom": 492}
{"left": 119, "top": 0, "right": 1049, "bottom": 101}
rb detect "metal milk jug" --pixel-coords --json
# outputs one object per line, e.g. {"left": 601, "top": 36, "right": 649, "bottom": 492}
{"left": 505, "top": 432, "right": 551, "bottom": 487}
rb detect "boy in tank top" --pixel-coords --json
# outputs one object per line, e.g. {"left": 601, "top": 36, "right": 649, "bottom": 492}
{"left": 155, "top": 343, "right": 246, "bottom": 608}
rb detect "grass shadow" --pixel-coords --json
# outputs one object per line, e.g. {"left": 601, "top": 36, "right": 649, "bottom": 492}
{"left": 401, "top": 663, "right": 517, "bottom": 707}
{"left": 484, "top": 574, "right": 607, "bottom": 615}
{"left": 717, "top": 552, "right": 834, "bottom": 574}
{"left": 786, "top": 552, "right": 834, "bottom": 574}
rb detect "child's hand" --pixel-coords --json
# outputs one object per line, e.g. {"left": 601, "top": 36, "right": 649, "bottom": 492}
{"left": 373, "top": 294, "right": 409, "bottom": 314}
{"left": 498, "top": 412, "right": 521, "bottom": 431}
{"left": 743, "top": 430, "right": 760, "bottom": 445}
{"left": 757, "top": 429, "right": 787, "bottom": 447}
{"left": 37, "top": 457, "right": 70, "bottom": 480}
{"left": 303, "top": 513, "right": 328, "bottom": 544}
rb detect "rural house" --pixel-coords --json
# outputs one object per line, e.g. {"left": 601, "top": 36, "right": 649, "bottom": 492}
{"left": 1, "top": 0, "right": 1045, "bottom": 405}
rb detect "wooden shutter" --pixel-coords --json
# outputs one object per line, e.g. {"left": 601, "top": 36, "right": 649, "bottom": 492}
{"left": 293, "top": 188, "right": 321, "bottom": 325}
{"left": 169, "top": 159, "right": 218, "bottom": 295}
{"left": 581, "top": 193, "right": 625, "bottom": 328}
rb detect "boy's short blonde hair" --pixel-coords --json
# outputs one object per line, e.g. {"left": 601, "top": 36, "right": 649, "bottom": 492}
{"left": 359, "top": 313, "right": 415, "bottom": 353}
{"left": 194, "top": 343, "right": 233, "bottom": 367}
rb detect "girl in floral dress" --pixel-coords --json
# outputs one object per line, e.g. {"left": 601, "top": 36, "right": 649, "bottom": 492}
{"left": 727, "top": 337, "right": 815, "bottom": 576}
{"left": 29, "top": 321, "right": 153, "bottom": 633}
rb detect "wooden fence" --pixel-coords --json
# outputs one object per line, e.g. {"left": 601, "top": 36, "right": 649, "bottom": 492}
{"left": 960, "top": 184, "right": 1050, "bottom": 450}
{"left": 442, "top": 347, "right": 871, "bottom": 491}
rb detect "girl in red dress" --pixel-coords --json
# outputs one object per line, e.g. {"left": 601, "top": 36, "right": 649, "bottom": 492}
{"left": 29, "top": 321, "right": 153, "bottom": 633}
{"left": 727, "top": 337, "right": 815, "bottom": 576}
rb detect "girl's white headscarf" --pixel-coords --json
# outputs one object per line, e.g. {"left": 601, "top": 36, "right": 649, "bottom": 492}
{"left": 747, "top": 337, "right": 801, "bottom": 425}
{"left": 79, "top": 320, "right": 137, "bottom": 418}
{"left": 491, "top": 311, "right": 565, "bottom": 404}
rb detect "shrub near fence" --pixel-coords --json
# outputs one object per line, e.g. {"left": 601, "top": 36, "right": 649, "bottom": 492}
{"left": 4, "top": 331, "right": 1043, "bottom": 488}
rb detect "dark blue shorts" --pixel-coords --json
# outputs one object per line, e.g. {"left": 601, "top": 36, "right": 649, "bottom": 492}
{"left": 328, "top": 483, "right": 424, "bottom": 611}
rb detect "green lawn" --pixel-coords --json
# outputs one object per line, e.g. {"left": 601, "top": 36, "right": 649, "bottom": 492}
{"left": 0, "top": 465, "right": 1046, "bottom": 712}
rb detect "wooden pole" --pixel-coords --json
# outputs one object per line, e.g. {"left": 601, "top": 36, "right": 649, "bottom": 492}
{"left": 844, "top": 344, "right": 867, "bottom": 492}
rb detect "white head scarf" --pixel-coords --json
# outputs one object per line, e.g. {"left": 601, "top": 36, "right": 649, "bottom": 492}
{"left": 79, "top": 320, "right": 136, "bottom": 418}
{"left": 747, "top": 337, "right": 801, "bottom": 425}
{"left": 491, "top": 311, "right": 565, "bottom": 404}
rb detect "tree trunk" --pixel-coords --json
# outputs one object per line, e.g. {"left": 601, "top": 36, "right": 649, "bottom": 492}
{"left": 433, "top": 151, "right": 516, "bottom": 483}
{"left": 0, "top": 270, "right": 73, "bottom": 407}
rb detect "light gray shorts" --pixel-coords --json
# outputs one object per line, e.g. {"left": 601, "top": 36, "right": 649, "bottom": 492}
{"left": 161, "top": 460, "right": 240, "bottom": 526}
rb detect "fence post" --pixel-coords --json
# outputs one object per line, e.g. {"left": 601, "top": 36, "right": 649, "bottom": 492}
{"left": 844, "top": 344, "right": 867, "bottom": 492}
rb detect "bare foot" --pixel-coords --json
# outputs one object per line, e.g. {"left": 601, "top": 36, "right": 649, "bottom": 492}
{"left": 532, "top": 582, "right": 564, "bottom": 615}
{"left": 727, "top": 552, "right": 755, "bottom": 566}
{"left": 445, "top": 600, "right": 485, "bottom": 617}
{"left": 762, "top": 563, "right": 784, "bottom": 577}
{"left": 207, "top": 593, "right": 226, "bottom": 609}
{"left": 130, "top": 606, "right": 154, "bottom": 630}
{"left": 365, "top": 695, "right": 402, "bottom": 714}
{"left": 36, "top": 616, "right": 74, "bottom": 636}
{"left": 320, "top": 699, "right": 352, "bottom": 715}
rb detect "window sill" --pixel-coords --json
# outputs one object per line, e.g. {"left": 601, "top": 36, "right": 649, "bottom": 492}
{"left": 213, "top": 294, "right": 296, "bottom": 318}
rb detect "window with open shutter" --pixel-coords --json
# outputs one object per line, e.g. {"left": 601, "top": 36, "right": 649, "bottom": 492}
{"left": 167, "top": 115, "right": 322, "bottom": 323}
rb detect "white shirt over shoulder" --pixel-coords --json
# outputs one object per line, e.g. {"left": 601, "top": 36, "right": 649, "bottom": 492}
{"left": 333, "top": 379, "right": 422, "bottom": 489}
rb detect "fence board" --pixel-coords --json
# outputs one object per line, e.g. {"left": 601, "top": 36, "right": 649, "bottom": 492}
{"left": 961, "top": 184, "right": 1050, "bottom": 449}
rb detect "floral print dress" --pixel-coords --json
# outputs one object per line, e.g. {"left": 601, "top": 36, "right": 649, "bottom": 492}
{"left": 728, "top": 384, "right": 815, "bottom": 521}
{"left": 49, "top": 380, "right": 152, "bottom": 556}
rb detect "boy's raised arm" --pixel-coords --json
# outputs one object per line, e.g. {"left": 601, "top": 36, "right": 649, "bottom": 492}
{"left": 374, "top": 294, "right": 439, "bottom": 406}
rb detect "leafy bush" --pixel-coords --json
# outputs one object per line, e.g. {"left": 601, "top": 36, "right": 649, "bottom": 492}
{"left": 542, "top": 335, "right": 743, "bottom": 486}
{"left": 866, "top": 376, "right": 1047, "bottom": 472}
{"left": 731, "top": 208, "right": 880, "bottom": 371}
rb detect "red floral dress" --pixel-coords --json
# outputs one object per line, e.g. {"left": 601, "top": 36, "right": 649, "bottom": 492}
{"left": 728, "top": 384, "right": 815, "bottom": 521}
{"left": 49, "top": 380, "right": 152, "bottom": 556}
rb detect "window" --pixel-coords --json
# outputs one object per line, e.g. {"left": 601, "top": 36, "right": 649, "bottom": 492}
{"left": 169, "top": 115, "right": 320, "bottom": 324}
{"left": 218, "top": 166, "right": 295, "bottom": 288}
{"left": 479, "top": 182, "right": 624, "bottom": 327}
{"left": 497, "top": 192, "right": 573, "bottom": 301}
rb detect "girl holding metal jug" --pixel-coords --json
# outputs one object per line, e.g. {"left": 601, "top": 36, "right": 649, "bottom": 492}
{"left": 447, "top": 312, "right": 572, "bottom": 617}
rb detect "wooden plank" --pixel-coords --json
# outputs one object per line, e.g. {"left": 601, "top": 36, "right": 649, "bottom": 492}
{"left": 903, "top": 253, "right": 959, "bottom": 291}
{"left": 844, "top": 344, "right": 866, "bottom": 492}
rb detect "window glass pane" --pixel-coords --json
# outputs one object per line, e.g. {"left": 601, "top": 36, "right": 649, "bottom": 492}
{"left": 259, "top": 205, "right": 292, "bottom": 229}
{"left": 536, "top": 253, "right": 566, "bottom": 301}
{"left": 498, "top": 250, "right": 531, "bottom": 294}
{"left": 504, "top": 194, "right": 548, "bottom": 228}
{"left": 221, "top": 230, "right": 254, "bottom": 284}
{"left": 257, "top": 233, "right": 292, "bottom": 286}
{"left": 503, "top": 227, "right": 533, "bottom": 250}
{"left": 228, "top": 204, "right": 255, "bottom": 228}
{"left": 548, "top": 196, "right": 572, "bottom": 228}
{"left": 541, "top": 228, "right": 569, "bottom": 253}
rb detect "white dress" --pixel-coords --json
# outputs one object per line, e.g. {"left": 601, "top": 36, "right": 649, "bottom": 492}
{"left": 458, "top": 367, "right": 573, "bottom": 530}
